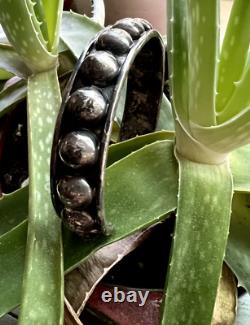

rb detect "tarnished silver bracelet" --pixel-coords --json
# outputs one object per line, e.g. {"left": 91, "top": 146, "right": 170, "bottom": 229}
{"left": 50, "top": 18, "right": 165, "bottom": 238}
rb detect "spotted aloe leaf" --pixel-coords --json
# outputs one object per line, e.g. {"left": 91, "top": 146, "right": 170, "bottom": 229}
{"left": 191, "top": 106, "right": 250, "bottom": 153}
{"left": 216, "top": 0, "right": 250, "bottom": 115}
{"left": 230, "top": 144, "right": 250, "bottom": 192}
{"left": 0, "top": 1, "right": 64, "bottom": 324}
{"left": 165, "top": 0, "right": 250, "bottom": 323}
{"left": 18, "top": 69, "right": 64, "bottom": 325}
{"left": 217, "top": 62, "right": 250, "bottom": 123}
{"left": 0, "top": 1, "right": 57, "bottom": 73}
{"left": 161, "top": 154, "right": 233, "bottom": 325}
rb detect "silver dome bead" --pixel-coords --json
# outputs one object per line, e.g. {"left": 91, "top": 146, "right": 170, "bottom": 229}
{"left": 67, "top": 88, "right": 107, "bottom": 124}
{"left": 113, "top": 18, "right": 142, "bottom": 39}
{"left": 57, "top": 176, "right": 93, "bottom": 208}
{"left": 81, "top": 51, "right": 119, "bottom": 87}
{"left": 59, "top": 131, "right": 98, "bottom": 169}
{"left": 63, "top": 208, "right": 97, "bottom": 236}
{"left": 134, "top": 18, "right": 152, "bottom": 31}
{"left": 97, "top": 28, "right": 133, "bottom": 54}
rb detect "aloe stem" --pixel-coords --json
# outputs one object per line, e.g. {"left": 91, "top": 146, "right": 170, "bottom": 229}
{"left": 161, "top": 153, "right": 233, "bottom": 325}
{"left": 19, "top": 68, "right": 63, "bottom": 325}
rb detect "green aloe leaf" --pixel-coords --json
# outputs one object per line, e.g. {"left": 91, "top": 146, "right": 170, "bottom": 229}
{"left": 42, "top": 0, "right": 64, "bottom": 53}
{"left": 157, "top": 94, "right": 175, "bottom": 132}
{"left": 226, "top": 193, "right": 250, "bottom": 292}
{"left": 167, "top": 0, "right": 189, "bottom": 124}
{"left": 161, "top": 154, "right": 233, "bottom": 325}
{"left": 217, "top": 63, "right": 250, "bottom": 123}
{"left": 0, "top": 78, "right": 26, "bottom": 117}
{"left": 0, "top": 220, "right": 27, "bottom": 316}
{"left": 191, "top": 106, "right": 250, "bottom": 153}
{"left": 0, "top": 45, "right": 31, "bottom": 78}
{"left": 0, "top": 140, "right": 178, "bottom": 316}
{"left": 0, "top": 187, "right": 28, "bottom": 236}
{"left": 60, "top": 11, "right": 101, "bottom": 59}
{"left": 230, "top": 144, "right": 250, "bottom": 193}
{"left": 108, "top": 131, "right": 174, "bottom": 166}
{"left": 216, "top": 0, "right": 250, "bottom": 113}
{"left": 186, "top": 1, "right": 218, "bottom": 126}
{"left": 19, "top": 69, "right": 64, "bottom": 325}
{"left": 168, "top": 0, "right": 218, "bottom": 127}
{"left": 0, "top": 0, "right": 57, "bottom": 73}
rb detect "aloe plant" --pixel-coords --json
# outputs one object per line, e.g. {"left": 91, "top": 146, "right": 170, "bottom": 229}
{"left": 0, "top": 0, "right": 250, "bottom": 324}
{"left": 162, "top": 0, "right": 250, "bottom": 324}
{"left": 0, "top": 1, "right": 65, "bottom": 324}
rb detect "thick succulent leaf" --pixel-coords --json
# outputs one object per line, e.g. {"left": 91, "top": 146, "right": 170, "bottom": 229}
{"left": 168, "top": 0, "right": 218, "bottom": 127}
{"left": 18, "top": 69, "right": 64, "bottom": 325}
{"left": 42, "top": 0, "right": 64, "bottom": 53}
{"left": 0, "top": 0, "right": 57, "bottom": 72}
{"left": 216, "top": 0, "right": 250, "bottom": 113}
{"left": 217, "top": 63, "right": 250, "bottom": 123}
{"left": 60, "top": 11, "right": 101, "bottom": 59}
{"left": 0, "top": 78, "right": 27, "bottom": 118}
{"left": 65, "top": 228, "right": 153, "bottom": 315}
{"left": 175, "top": 118, "right": 228, "bottom": 164}
{"left": 167, "top": 0, "right": 189, "bottom": 123}
{"left": 161, "top": 154, "right": 233, "bottom": 325}
{"left": 230, "top": 144, "right": 250, "bottom": 193}
{"left": 186, "top": 0, "right": 218, "bottom": 126}
{"left": 0, "top": 45, "right": 31, "bottom": 78}
{"left": 0, "top": 140, "right": 178, "bottom": 316}
{"left": 91, "top": 0, "right": 105, "bottom": 26}
{"left": 225, "top": 193, "right": 250, "bottom": 292}
{"left": 156, "top": 94, "right": 175, "bottom": 131}
{"left": 191, "top": 106, "right": 250, "bottom": 153}
{"left": 108, "top": 131, "right": 174, "bottom": 166}
{"left": 0, "top": 187, "right": 28, "bottom": 236}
